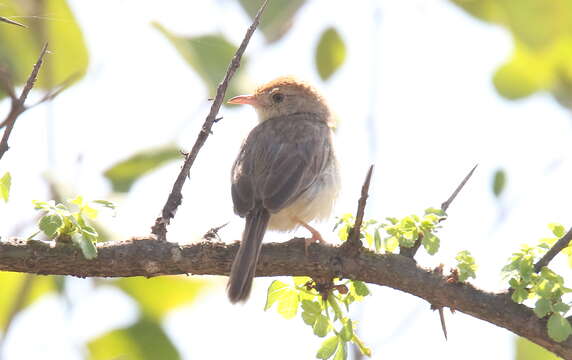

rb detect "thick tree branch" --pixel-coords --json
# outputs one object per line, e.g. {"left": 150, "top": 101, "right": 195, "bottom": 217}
{"left": 151, "top": 0, "right": 269, "bottom": 241}
{"left": 0, "top": 237, "right": 570, "bottom": 358}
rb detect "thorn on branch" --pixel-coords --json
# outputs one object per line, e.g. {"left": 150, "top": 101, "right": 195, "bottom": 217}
{"left": 342, "top": 165, "right": 374, "bottom": 256}
{"left": 203, "top": 222, "right": 229, "bottom": 241}
{"left": 150, "top": 0, "right": 269, "bottom": 240}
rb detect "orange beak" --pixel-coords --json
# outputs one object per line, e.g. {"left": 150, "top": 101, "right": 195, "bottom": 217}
{"left": 228, "top": 94, "right": 257, "bottom": 106}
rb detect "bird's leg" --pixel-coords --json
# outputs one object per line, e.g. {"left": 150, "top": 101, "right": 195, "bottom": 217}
{"left": 294, "top": 217, "right": 324, "bottom": 255}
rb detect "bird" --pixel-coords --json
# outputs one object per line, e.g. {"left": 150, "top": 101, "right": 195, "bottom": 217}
{"left": 226, "top": 76, "right": 340, "bottom": 303}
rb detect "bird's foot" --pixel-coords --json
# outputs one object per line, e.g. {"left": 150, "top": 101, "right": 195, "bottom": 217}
{"left": 294, "top": 217, "right": 325, "bottom": 256}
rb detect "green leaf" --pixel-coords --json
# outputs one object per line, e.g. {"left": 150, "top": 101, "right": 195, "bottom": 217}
{"left": 153, "top": 23, "right": 246, "bottom": 99}
{"left": 317, "top": 336, "right": 339, "bottom": 360}
{"left": 534, "top": 298, "right": 552, "bottom": 318}
{"left": 93, "top": 200, "right": 116, "bottom": 211}
{"left": 265, "top": 280, "right": 289, "bottom": 311}
{"left": 333, "top": 339, "right": 347, "bottom": 360}
{"left": 351, "top": 334, "right": 372, "bottom": 357}
{"left": 116, "top": 277, "right": 211, "bottom": 320}
{"left": 237, "top": 0, "right": 306, "bottom": 43}
{"left": 515, "top": 337, "right": 560, "bottom": 360}
{"left": 0, "top": 273, "right": 54, "bottom": 329}
{"left": 455, "top": 250, "right": 478, "bottom": 282}
{"left": 87, "top": 317, "right": 180, "bottom": 360}
{"left": 315, "top": 27, "right": 347, "bottom": 81}
{"left": 104, "top": 144, "right": 181, "bottom": 193}
{"left": 38, "top": 213, "right": 64, "bottom": 238}
{"left": 421, "top": 231, "right": 440, "bottom": 255}
{"left": 276, "top": 288, "right": 299, "bottom": 319}
{"left": 352, "top": 281, "right": 370, "bottom": 297}
{"left": 374, "top": 228, "right": 381, "bottom": 252}
{"left": 0, "top": 172, "right": 10, "bottom": 202}
{"left": 548, "top": 223, "right": 566, "bottom": 238}
{"left": 71, "top": 232, "right": 97, "bottom": 260}
{"left": 0, "top": 0, "right": 88, "bottom": 99}
{"left": 547, "top": 313, "right": 572, "bottom": 342}
{"left": 340, "top": 319, "right": 353, "bottom": 342}
{"left": 492, "top": 169, "right": 507, "bottom": 198}
{"left": 313, "top": 314, "right": 331, "bottom": 337}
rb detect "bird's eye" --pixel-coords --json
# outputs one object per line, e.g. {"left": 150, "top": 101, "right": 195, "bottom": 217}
{"left": 271, "top": 93, "right": 284, "bottom": 103}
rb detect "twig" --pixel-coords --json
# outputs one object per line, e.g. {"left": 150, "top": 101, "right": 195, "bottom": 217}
{"left": 401, "top": 164, "right": 477, "bottom": 258}
{"left": 0, "top": 43, "right": 49, "bottom": 161}
{"left": 343, "top": 165, "right": 374, "bottom": 254}
{"left": 534, "top": 226, "right": 572, "bottom": 272}
{"left": 151, "top": 0, "right": 269, "bottom": 241}
{"left": 0, "top": 16, "right": 26, "bottom": 28}
{"left": 441, "top": 164, "right": 478, "bottom": 212}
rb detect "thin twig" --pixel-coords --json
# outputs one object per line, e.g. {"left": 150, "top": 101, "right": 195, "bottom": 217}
{"left": 0, "top": 43, "right": 49, "bottom": 161}
{"left": 401, "top": 164, "right": 478, "bottom": 258}
{"left": 441, "top": 164, "right": 478, "bottom": 212}
{"left": 151, "top": 0, "right": 269, "bottom": 241}
{"left": 0, "top": 16, "right": 27, "bottom": 28}
{"left": 534, "top": 227, "right": 572, "bottom": 272}
{"left": 343, "top": 165, "right": 374, "bottom": 254}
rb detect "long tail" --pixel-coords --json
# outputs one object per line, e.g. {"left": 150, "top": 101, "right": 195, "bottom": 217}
{"left": 227, "top": 207, "right": 270, "bottom": 303}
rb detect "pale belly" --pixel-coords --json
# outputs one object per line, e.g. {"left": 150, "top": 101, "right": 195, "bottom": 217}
{"left": 267, "top": 162, "right": 340, "bottom": 232}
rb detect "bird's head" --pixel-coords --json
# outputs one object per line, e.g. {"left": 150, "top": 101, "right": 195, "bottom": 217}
{"left": 228, "top": 76, "right": 331, "bottom": 123}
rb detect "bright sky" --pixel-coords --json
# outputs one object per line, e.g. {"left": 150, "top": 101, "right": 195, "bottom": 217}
{"left": 2, "top": 0, "right": 572, "bottom": 359}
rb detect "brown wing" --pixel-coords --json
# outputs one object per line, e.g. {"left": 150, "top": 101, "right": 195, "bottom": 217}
{"left": 231, "top": 113, "right": 332, "bottom": 217}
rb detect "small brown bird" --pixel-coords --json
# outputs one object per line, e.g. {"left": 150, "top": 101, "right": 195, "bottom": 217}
{"left": 227, "top": 76, "right": 340, "bottom": 303}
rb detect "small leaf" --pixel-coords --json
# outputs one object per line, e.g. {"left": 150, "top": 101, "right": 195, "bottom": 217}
{"left": 374, "top": 228, "right": 381, "bottom": 252}
{"left": 548, "top": 223, "right": 566, "bottom": 238}
{"left": 352, "top": 281, "right": 370, "bottom": 297}
{"left": 547, "top": 313, "right": 572, "bottom": 342}
{"left": 351, "top": 334, "right": 372, "bottom": 357}
{"left": 276, "top": 289, "right": 299, "bottom": 319}
{"left": 492, "top": 169, "right": 507, "bottom": 198}
{"left": 313, "top": 314, "right": 331, "bottom": 337}
{"left": 333, "top": 339, "right": 347, "bottom": 360}
{"left": 39, "top": 213, "right": 64, "bottom": 238}
{"left": 421, "top": 231, "right": 440, "bottom": 255}
{"left": 71, "top": 232, "right": 98, "bottom": 260}
{"left": 317, "top": 336, "right": 339, "bottom": 360}
{"left": 104, "top": 144, "right": 181, "bottom": 193}
{"left": 340, "top": 319, "right": 353, "bottom": 342}
{"left": 265, "top": 280, "right": 289, "bottom": 311}
{"left": 315, "top": 27, "right": 346, "bottom": 81}
{"left": 0, "top": 172, "right": 11, "bottom": 202}
{"left": 534, "top": 298, "right": 552, "bottom": 318}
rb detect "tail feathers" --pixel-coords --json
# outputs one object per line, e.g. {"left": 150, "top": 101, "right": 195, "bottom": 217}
{"left": 227, "top": 208, "right": 270, "bottom": 303}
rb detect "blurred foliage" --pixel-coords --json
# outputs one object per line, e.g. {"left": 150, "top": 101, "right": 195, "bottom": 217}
{"left": 0, "top": 172, "right": 10, "bottom": 202}
{"left": 0, "top": 272, "right": 54, "bottom": 329}
{"left": 238, "top": 0, "right": 306, "bottom": 43}
{"left": 450, "top": 0, "right": 572, "bottom": 108}
{"left": 492, "top": 168, "right": 507, "bottom": 197}
{"left": 153, "top": 22, "right": 247, "bottom": 100}
{"left": 315, "top": 27, "right": 347, "bottom": 81}
{"left": 88, "top": 317, "right": 180, "bottom": 360}
{"left": 515, "top": 337, "right": 561, "bottom": 360}
{"left": 103, "top": 144, "right": 181, "bottom": 193}
{"left": 0, "top": 0, "right": 88, "bottom": 99}
{"left": 116, "top": 276, "right": 211, "bottom": 320}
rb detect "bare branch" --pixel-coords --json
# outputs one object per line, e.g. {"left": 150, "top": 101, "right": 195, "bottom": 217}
{"left": 0, "top": 43, "right": 49, "bottom": 160}
{"left": 0, "top": 16, "right": 26, "bottom": 28}
{"left": 534, "top": 226, "right": 572, "bottom": 272}
{"left": 0, "top": 236, "right": 570, "bottom": 358}
{"left": 151, "top": 0, "right": 269, "bottom": 241}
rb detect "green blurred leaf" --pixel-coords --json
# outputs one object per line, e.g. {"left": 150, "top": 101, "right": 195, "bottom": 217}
{"left": 116, "top": 277, "right": 211, "bottom": 320}
{"left": 515, "top": 337, "right": 560, "bottom": 360}
{"left": 276, "top": 288, "right": 299, "bottom": 319}
{"left": 333, "top": 339, "right": 347, "bottom": 360}
{"left": 238, "top": 0, "right": 306, "bottom": 43}
{"left": 340, "top": 319, "right": 353, "bottom": 342}
{"left": 0, "top": 272, "right": 54, "bottom": 329}
{"left": 71, "top": 232, "right": 97, "bottom": 260}
{"left": 351, "top": 280, "right": 370, "bottom": 297}
{"left": 315, "top": 27, "right": 346, "bottom": 81}
{"left": 103, "top": 144, "right": 181, "bottom": 193}
{"left": 0, "top": 172, "right": 11, "bottom": 202}
{"left": 317, "top": 336, "right": 339, "bottom": 360}
{"left": 153, "top": 23, "right": 246, "bottom": 99}
{"left": 88, "top": 317, "right": 180, "bottom": 360}
{"left": 265, "top": 280, "right": 289, "bottom": 311}
{"left": 548, "top": 223, "right": 566, "bottom": 238}
{"left": 547, "top": 312, "right": 572, "bottom": 342}
{"left": 313, "top": 314, "right": 331, "bottom": 337}
{"left": 0, "top": 0, "right": 88, "bottom": 99}
{"left": 492, "top": 168, "right": 507, "bottom": 197}
{"left": 534, "top": 298, "right": 552, "bottom": 318}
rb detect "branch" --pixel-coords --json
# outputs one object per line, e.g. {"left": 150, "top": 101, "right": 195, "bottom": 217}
{"left": 151, "top": 0, "right": 269, "bottom": 241}
{"left": 534, "top": 226, "right": 572, "bottom": 273}
{"left": 343, "top": 165, "right": 374, "bottom": 253}
{"left": 0, "top": 236, "right": 570, "bottom": 358}
{"left": 0, "top": 43, "right": 49, "bottom": 160}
